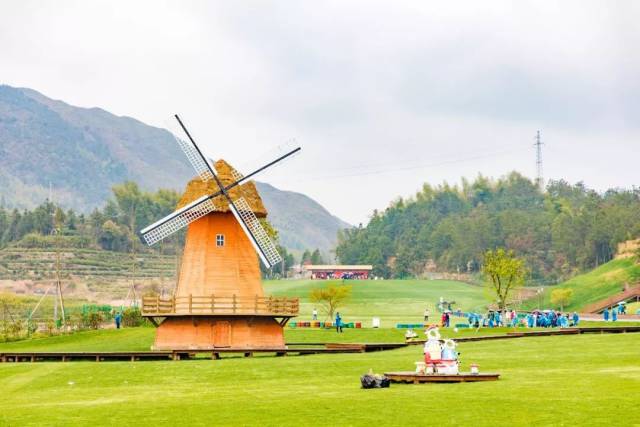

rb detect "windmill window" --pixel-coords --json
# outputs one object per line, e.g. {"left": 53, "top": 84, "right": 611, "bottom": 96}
{"left": 216, "top": 234, "right": 225, "bottom": 247}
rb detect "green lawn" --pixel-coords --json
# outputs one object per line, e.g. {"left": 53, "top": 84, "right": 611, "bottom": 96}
{"left": 0, "top": 326, "right": 520, "bottom": 351}
{"left": 1, "top": 331, "right": 638, "bottom": 426}
{"left": 1, "top": 320, "right": 635, "bottom": 352}
{"left": 2, "top": 276, "right": 638, "bottom": 425}
{"left": 264, "top": 279, "right": 486, "bottom": 326}
{"left": 521, "top": 257, "right": 640, "bottom": 312}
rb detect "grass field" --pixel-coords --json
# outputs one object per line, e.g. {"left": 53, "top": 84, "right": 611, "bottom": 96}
{"left": 2, "top": 277, "right": 638, "bottom": 426}
{"left": 1, "top": 330, "right": 638, "bottom": 426}
{"left": 0, "top": 326, "right": 532, "bottom": 351}
{"left": 264, "top": 279, "right": 486, "bottom": 326}
{"left": 521, "top": 257, "right": 640, "bottom": 312}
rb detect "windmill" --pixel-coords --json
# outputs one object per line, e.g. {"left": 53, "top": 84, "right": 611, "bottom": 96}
{"left": 139, "top": 115, "right": 301, "bottom": 350}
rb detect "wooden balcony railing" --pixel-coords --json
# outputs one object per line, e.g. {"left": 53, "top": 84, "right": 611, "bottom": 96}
{"left": 141, "top": 295, "right": 299, "bottom": 317}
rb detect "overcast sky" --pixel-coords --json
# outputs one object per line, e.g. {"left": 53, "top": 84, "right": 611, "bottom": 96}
{"left": 2, "top": 1, "right": 639, "bottom": 224}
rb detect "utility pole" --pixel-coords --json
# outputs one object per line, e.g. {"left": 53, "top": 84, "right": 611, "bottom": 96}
{"left": 52, "top": 208, "right": 66, "bottom": 330}
{"left": 534, "top": 130, "right": 544, "bottom": 191}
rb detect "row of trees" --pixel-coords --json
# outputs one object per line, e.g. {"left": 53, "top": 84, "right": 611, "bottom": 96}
{"left": 336, "top": 172, "right": 640, "bottom": 283}
{"left": 301, "top": 248, "right": 326, "bottom": 265}
{"left": 0, "top": 181, "right": 307, "bottom": 276}
{"left": 0, "top": 182, "right": 183, "bottom": 254}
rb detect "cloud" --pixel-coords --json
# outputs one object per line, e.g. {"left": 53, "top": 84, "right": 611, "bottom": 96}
{"left": 1, "top": 0, "right": 638, "bottom": 224}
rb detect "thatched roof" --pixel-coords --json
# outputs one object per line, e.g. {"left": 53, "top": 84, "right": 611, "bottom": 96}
{"left": 176, "top": 159, "right": 268, "bottom": 218}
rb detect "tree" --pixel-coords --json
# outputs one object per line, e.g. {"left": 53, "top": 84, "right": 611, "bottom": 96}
{"left": 98, "top": 220, "right": 128, "bottom": 251}
{"left": 482, "top": 248, "right": 526, "bottom": 310}
{"left": 309, "top": 284, "right": 352, "bottom": 320}
{"left": 550, "top": 288, "right": 574, "bottom": 311}
{"left": 310, "top": 249, "right": 324, "bottom": 265}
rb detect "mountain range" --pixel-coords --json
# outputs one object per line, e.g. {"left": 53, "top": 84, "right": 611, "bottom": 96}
{"left": 0, "top": 85, "right": 349, "bottom": 255}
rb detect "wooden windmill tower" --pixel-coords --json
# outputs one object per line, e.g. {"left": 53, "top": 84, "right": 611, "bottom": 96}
{"left": 140, "top": 115, "right": 300, "bottom": 350}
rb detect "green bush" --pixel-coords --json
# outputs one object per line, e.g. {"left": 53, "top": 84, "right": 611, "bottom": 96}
{"left": 122, "top": 307, "right": 144, "bottom": 327}
{"left": 82, "top": 311, "right": 104, "bottom": 330}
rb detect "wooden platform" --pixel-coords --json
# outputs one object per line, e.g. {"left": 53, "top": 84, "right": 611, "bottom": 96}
{"left": 385, "top": 371, "right": 500, "bottom": 384}
{"left": 0, "top": 345, "right": 371, "bottom": 363}
{"left": 324, "top": 342, "right": 407, "bottom": 352}
{"left": 407, "top": 326, "right": 640, "bottom": 345}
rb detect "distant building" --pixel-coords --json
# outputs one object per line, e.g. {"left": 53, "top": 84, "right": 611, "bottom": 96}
{"left": 303, "top": 264, "right": 373, "bottom": 280}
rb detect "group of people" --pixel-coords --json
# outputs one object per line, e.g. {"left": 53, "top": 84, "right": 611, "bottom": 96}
{"left": 424, "top": 307, "right": 455, "bottom": 327}
{"left": 602, "top": 305, "right": 624, "bottom": 321}
{"left": 525, "top": 310, "right": 579, "bottom": 328}
{"left": 463, "top": 309, "right": 581, "bottom": 328}
{"left": 466, "top": 310, "right": 519, "bottom": 328}
{"left": 440, "top": 311, "right": 451, "bottom": 327}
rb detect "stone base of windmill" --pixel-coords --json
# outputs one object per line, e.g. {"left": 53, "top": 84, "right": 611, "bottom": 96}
{"left": 152, "top": 316, "right": 287, "bottom": 350}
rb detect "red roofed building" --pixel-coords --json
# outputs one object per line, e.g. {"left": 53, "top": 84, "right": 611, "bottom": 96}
{"left": 303, "top": 264, "right": 373, "bottom": 280}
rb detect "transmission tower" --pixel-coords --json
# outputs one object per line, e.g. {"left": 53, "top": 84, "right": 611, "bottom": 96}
{"left": 534, "top": 130, "right": 544, "bottom": 191}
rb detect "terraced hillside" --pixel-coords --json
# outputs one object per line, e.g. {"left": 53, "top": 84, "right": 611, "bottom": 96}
{"left": 0, "top": 247, "right": 178, "bottom": 303}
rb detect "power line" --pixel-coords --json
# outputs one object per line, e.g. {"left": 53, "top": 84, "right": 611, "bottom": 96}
{"left": 294, "top": 146, "right": 526, "bottom": 182}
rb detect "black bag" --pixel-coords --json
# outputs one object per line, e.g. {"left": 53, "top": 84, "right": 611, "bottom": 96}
{"left": 376, "top": 376, "right": 390, "bottom": 388}
{"left": 360, "top": 374, "right": 377, "bottom": 389}
{"left": 361, "top": 374, "right": 390, "bottom": 389}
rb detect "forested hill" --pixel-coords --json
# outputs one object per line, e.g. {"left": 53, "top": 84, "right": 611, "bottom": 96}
{"left": 0, "top": 85, "right": 193, "bottom": 210}
{"left": 0, "top": 85, "right": 349, "bottom": 254}
{"left": 336, "top": 173, "right": 640, "bottom": 282}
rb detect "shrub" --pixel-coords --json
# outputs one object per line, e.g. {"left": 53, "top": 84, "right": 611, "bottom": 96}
{"left": 82, "top": 311, "right": 104, "bottom": 329}
{"left": 122, "top": 307, "right": 143, "bottom": 327}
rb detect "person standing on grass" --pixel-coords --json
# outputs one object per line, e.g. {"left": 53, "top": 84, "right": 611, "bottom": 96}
{"left": 424, "top": 307, "right": 430, "bottom": 323}
{"left": 115, "top": 312, "right": 122, "bottom": 329}
{"left": 312, "top": 308, "right": 318, "bottom": 320}
{"left": 603, "top": 308, "right": 610, "bottom": 322}
{"left": 612, "top": 307, "right": 618, "bottom": 322}
{"left": 335, "top": 312, "right": 343, "bottom": 333}
{"left": 572, "top": 312, "right": 579, "bottom": 326}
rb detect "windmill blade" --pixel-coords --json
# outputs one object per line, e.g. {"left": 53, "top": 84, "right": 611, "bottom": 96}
{"left": 171, "top": 114, "right": 286, "bottom": 268}
{"left": 233, "top": 141, "right": 301, "bottom": 183}
{"left": 164, "top": 115, "right": 294, "bottom": 268}
{"left": 166, "top": 115, "right": 217, "bottom": 182}
{"left": 139, "top": 144, "right": 300, "bottom": 247}
{"left": 140, "top": 195, "right": 217, "bottom": 245}
{"left": 229, "top": 197, "right": 282, "bottom": 268}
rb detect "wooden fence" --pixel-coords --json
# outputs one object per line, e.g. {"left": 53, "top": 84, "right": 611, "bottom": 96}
{"left": 142, "top": 295, "right": 299, "bottom": 316}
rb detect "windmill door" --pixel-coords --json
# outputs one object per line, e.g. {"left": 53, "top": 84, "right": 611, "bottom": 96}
{"left": 213, "top": 321, "right": 231, "bottom": 347}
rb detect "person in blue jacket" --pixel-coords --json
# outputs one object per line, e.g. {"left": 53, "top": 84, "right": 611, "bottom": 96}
{"left": 572, "top": 312, "right": 579, "bottom": 326}
{"left": 115, "top": 312, "right": 122, "bottom": 329}
{"left": 526, "top": 313, "right": 534, "bottom": 328}
{"left": 612, "top": 307, "right": 618, "bottom": 322}
{"left": 335, "top": 312, "right": 343, "bottom": 333}
{"left": 603, "top": 308, "right": 609, "bottom": 321}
